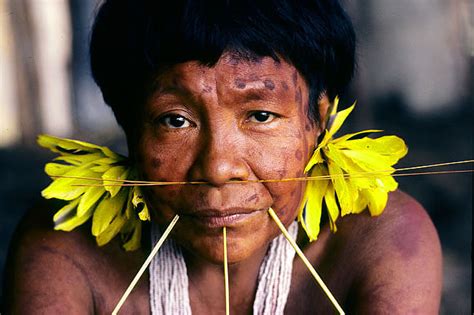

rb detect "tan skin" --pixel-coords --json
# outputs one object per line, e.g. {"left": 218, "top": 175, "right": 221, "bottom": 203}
{"left": 5, "top": 55, "right": 442, "bottom": 314}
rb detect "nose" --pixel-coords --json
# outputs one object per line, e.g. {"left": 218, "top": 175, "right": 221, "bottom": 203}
{"left": 189, "top": 129, "right": 250, "bottom": 186}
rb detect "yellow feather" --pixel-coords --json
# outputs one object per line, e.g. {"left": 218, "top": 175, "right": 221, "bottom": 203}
{"left": 91, "top": 189, "right": 128, "bottom": 236}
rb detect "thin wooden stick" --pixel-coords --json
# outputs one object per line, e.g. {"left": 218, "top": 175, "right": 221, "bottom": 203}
{"left": 223, "top": 226, "right": 230, "bottom": 315}
{"left": 69, "top": 168, "right": 474, "bottom": 187}
{"left": 111, "top": 215, "right": 180, "bottom": 315}
{"left": 267, "top": 208, "right": 345, "bottom": 315}
{"left": 59, "top": 159, "right": 473, "bottom": 187}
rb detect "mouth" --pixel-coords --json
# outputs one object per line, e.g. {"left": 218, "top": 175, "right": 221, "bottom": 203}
{"left": 184, "top": 208, "right": 266, "bottom": 228}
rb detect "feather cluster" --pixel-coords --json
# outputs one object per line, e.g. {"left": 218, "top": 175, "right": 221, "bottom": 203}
{"left": 38, "top": 135, "right": 150, "bottom": 251}
{"left": 298, "top": 98, "right": 408, "bottom": 241}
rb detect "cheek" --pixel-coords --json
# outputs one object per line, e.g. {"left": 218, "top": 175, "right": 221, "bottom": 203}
{"left": 246, "top": 136, "right": 309, "bottom": 221}
{"left": 136, "top": 130, "right": 198, "bottom": 180}
{"left": 272, "top": 181, "right": 305, "bottom": 223}
{"left": 135, "top": 132, "right": 196, "bottom": 217}
{"left": 249, "top": 128, "right": 317, "bottom": 224}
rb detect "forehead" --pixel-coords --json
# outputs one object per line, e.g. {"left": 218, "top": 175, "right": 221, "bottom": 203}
{"left": 152, "top": 54, "right": 302, "bottom": 97}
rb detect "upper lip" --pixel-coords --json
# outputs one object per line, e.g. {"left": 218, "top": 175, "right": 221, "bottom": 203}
{"left": 186, "top": 208, "right": 264, "bottom": 217}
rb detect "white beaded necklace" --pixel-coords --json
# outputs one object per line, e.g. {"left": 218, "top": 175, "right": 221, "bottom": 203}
{"left": 149, "top": 222, "right": 298, "bottom": 315}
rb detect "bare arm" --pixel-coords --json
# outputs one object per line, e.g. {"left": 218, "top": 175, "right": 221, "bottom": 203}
{"left": 4, "top": 206, "right": 94, "bottom": 314}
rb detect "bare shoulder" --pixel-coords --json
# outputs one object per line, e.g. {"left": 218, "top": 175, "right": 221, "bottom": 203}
{"left": 341, "top": 190, "right": 443, "bottom": 314}
{"left": 3, "top": 201, "right": 150, "bottom": 314}
{"left": 288, "top": 190, "right": 441, "bottom": 314}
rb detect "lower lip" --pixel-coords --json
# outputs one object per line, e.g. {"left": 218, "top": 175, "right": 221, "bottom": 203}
{"left": 187, "top": 211, "right": 263, "bottom": 228}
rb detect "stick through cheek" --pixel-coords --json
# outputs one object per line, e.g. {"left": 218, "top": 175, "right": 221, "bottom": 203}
{"left": 267, "top": 208, "right": 345, "bottom": 315}
{"left": 112, "top": 214, "right": 180, "bottom": 315}
{"left": 223, "top": 226, "right": 230, "bottom": 315}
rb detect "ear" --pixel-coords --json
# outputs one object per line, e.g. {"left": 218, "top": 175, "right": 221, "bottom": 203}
{"left": 316, "top": 93, "right": 331, "bottom": 133}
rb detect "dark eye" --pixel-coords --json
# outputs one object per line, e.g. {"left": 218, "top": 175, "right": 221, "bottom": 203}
{"left": 248, "top": 111, "right": 276, "bottom": 123}
{"left": 159, "top": 114, "right": 191, "bottom": 129}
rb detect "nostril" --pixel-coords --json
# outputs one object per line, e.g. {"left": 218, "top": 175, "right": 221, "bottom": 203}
{"left": 188, "top": 138, "right": 250, "bottom": 185}
{"left": 189, "top": 163, "right": 250, "bottom": 187}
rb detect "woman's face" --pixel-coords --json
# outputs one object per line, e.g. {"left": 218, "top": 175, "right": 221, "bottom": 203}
{"left": 135, "top": 54, "right": 325, "bottom": 263}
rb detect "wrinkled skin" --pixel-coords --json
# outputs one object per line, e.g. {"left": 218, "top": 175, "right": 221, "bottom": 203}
{"left": 135, "top": 53, "right": 326, "bottom": 264}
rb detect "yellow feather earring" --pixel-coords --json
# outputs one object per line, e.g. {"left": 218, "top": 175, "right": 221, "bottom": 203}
{"left": 298, "top": 97, "right": 408, "bottom": 241}
{"left": 38, "top": 134, "right": 150, "bottom": 251}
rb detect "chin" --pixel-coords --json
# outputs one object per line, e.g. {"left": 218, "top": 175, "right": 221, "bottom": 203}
{"left": 175, "top": 223, "right": 277, "bottom": 265}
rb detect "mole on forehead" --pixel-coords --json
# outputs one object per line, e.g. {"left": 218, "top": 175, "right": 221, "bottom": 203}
{"left": 233, "top": 78, "right": 279, "bottom": 93}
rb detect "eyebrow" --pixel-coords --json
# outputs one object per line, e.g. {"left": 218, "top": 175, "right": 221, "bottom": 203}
{"left": 150, "top": 84, "right": 198, "bottom": 104}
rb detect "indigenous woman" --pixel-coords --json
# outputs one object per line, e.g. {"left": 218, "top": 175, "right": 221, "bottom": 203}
{"left": 5, "top": 0, "right": 442, "bottom": 314}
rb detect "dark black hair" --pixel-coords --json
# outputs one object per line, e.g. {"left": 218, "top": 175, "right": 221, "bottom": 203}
{"left": 90, "top": 0, "right": 356, "bottom": 131}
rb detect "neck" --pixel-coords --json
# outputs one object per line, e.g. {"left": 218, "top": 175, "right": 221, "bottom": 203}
{"left": 184, "top": 243, "right": 270, "bottom": 314}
